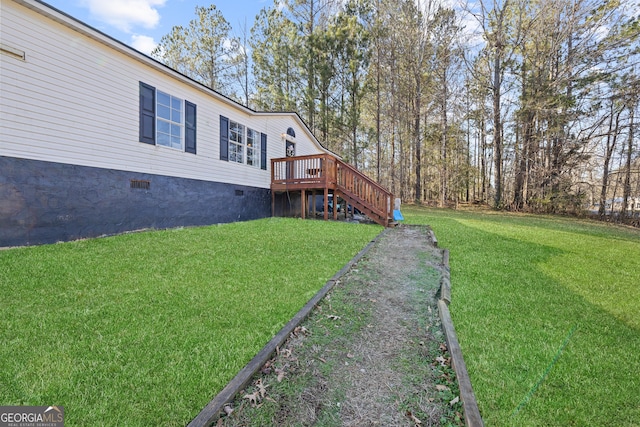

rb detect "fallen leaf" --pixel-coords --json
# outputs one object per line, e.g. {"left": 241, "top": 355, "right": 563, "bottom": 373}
{"left": 243, "top": 391, "right": 259, "bottom": 407}
{"left": 256, "top": 379, "right": 269, "bottom": 398}
{"left": 449, "top": 396, "right": 460, "bottom": 406}
{"left": 439, "top": 343, "right": 447, "bottom": 352}
{"left": 261, "top": 359, "right": 273, "bottom": 375}
{"left": 275, "top": 368, "right": 285, "bottom": 382}
{"left": 346, "top": 353, "right": 354, "bottom": 358}
{"left": 406, "top": 411, "right": 422, "bottom": 425}
{"left": 216, "top": 418, "right": 224, "bottom": 427}
{"left": 293, "top": 326, "right": 310, "bottom": 336}
{"left": 435, "top": 356, "right": 447, "bottom": 366}
{"left": 327, "top": 315, "right": 341, "bottom": 320}
{"left": 223, "top": 404, "right": 233, "bottom": 416}
{"left": 436, "top": 384, "right": 450, "bottom": 392}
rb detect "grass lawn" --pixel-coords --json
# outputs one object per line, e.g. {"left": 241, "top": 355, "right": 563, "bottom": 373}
{"left": 0, "top": 218, "right": 381, "bottom": 426}
{"left": 404, "top": 205, "right": 640, "bottom": 426}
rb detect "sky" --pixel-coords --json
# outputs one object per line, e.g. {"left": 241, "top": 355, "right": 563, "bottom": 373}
{"left": 43, "top": 0, "right": 272, "bottom": 55}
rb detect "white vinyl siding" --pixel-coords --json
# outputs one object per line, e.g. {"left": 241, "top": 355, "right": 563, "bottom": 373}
{"left": 1, "top": 0, "right": 330, "bottom": 190}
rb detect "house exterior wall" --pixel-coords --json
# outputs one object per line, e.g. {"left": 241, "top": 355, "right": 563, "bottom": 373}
{"left": 0, "top": 0, "right": 329, "bottom": 246}
{"left": 1, "top": 156, "right": 271, "bottom": 246}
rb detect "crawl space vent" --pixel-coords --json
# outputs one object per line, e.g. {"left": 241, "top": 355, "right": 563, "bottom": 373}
{"left": 130, "top": 179, "right": 151, "bottom": 190}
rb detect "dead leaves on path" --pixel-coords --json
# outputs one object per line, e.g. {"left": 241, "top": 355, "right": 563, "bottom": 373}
{"left": 242, "top": 379, "right": 273, "bottom": 408}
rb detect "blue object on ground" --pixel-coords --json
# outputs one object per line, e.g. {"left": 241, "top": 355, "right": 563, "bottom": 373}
{"left": 393, "top": 209, "right": 404, "bottom": 221}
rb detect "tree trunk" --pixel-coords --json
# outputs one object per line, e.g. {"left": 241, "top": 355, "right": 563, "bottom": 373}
{"left": 621, "top": 100, "right": 635, "bottom": 220}
{"left": 599, "top": 104, "right": 622, "bottom": 218}
{"left": 414, "top": 77, "right": 422, "bottom": 203}
{"left": 493, "top": 51, "right": 503, "bottom": 208}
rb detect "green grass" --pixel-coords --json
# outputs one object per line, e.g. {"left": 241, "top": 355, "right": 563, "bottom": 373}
{"left": 403, "top": 206, "right": 640, "bottom": 426}
{"left": 0, "top": 218, "right": 381, "bottom": 426}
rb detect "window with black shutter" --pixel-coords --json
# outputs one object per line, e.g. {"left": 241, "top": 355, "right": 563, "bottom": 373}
{"left": 139, "top": 81, "right": 196, "bottom": 153}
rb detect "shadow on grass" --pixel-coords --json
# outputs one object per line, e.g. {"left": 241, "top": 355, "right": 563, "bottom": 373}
{"left": 405, "top": 207, "right": 640, "bottom": 426}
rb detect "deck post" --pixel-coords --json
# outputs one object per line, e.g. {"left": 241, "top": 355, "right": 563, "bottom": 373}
{"left": 323, "top": 187, "right": 329, "bottom": 221}
{"left": 301, "top": 189, "right": 306, "bottom": 219}
{"left": 312, "top": 190, "right": 316, "bottom": 217}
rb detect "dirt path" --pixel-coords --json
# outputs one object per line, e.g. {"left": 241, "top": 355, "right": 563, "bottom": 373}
{"left": 219, "top": 225, "right": 463, "bottom": 426}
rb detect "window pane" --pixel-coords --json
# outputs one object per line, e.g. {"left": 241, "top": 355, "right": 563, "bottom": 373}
{"left": 172, "top": 107, "right": 182, "bottom": 124}
{"left": 247, "top": 147, "right": 254, "bottom": 166}
{"left": 157, "top": 104, "right": 170, "bottom": 120}
{"left": 247, "top": 129, "right": 256, "bottom": 146}
{"left": 171, "top": 123, "right": 181, "bottom": 138}
{"left": 171, "top": 136, "right": 181, "bottom": 149}
{"left": 171, "top": 97, "right": 181, "bottom": 111}
{"left": 157, "top": 119, "right": 170, "bottom": 134}
{"left": 157, "top": 133, "right": 170, "bottom": 147}
{"left": 229, "top": 144, "right": 238, "bottom": 162}
{"left": 157, "top": 91, "right": 170, "bottom": 106}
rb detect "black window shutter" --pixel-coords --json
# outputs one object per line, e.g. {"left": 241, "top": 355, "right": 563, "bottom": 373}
{"left": 139, "top": 82, "right": 155, "bottom": 145}
{"left": 260, "top": 133, "right": 267, "bottom": 170}
{"left": 220, "top": 116, "right": 229, "bottom": 161}
{"left": 185, "top": 101, "right": 196, "bottom": 154}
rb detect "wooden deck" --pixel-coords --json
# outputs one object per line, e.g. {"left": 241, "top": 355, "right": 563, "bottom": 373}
{"left": 271, "top": 154, "right": 394, "bottom": 227}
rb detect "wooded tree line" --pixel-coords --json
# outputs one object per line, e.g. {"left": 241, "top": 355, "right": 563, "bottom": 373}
{"left": 152, "top": 0, "right": 640, "bottom": 219}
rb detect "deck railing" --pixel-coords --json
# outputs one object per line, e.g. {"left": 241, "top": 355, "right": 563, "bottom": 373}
{"left": 336, "top": 160, "right": 391, "bottom": 225}
{"left": 271, "top": 154, "right": 337, "bottom": 189}
{"left": 271, "top": 153, "right": 393, "bottom": 226}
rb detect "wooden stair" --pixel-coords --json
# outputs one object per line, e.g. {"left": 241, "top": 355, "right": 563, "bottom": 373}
{"left": 271, "top": 154, "right": 395, "bottom": 227}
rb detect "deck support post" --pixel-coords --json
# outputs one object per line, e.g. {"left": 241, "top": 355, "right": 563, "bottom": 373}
{"left": 323, "top": 188, "right": 329, "bottom": 221}
{"left": 301, "top": 189, "right": 306, "bottom": 219}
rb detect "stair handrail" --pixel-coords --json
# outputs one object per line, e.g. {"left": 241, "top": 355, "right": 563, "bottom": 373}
{"left": 334, "top": 158, "right": 392, "bottom": 225}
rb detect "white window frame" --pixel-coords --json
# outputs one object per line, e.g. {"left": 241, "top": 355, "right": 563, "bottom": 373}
{"left": 229, "top": 120, "right": 245, "bottom": 164}
{"left": 228, "top": 121, "right": 260, "bottom": 167}
{"left": 156, "top": 90, "right": 184, "bottom": 150}
{"left": 246, "top": 128, "right": 260, "bottom": 168}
